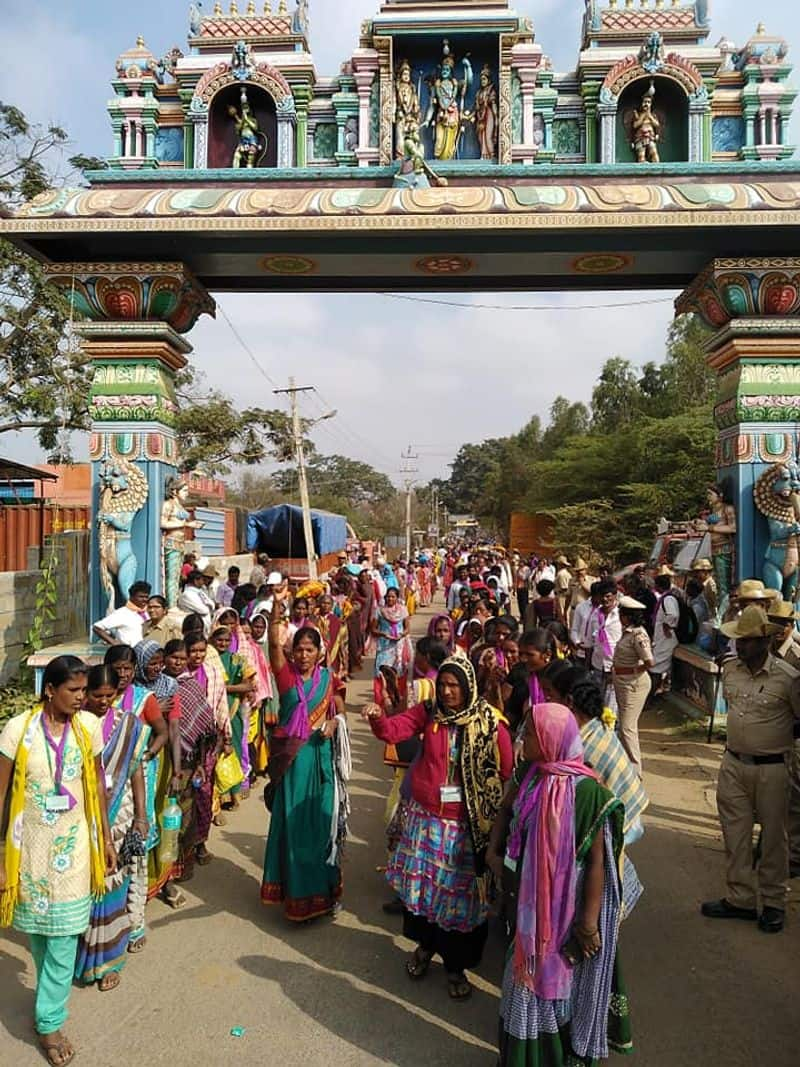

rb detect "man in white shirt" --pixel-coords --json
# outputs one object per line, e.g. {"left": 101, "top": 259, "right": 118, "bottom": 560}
{"left": 570, "top": 583, "right": 600, "bottom": 667}
{"left": 590, "top": 580, "right": 622, "bottom": 710}
{"left": 177, "top": 569, "right": 216, "bottom": 633}
{"left": 93, "top": 580, "right": 152, "bottom": 646}
{"left": 447, "top": 565, "right": 470, "bottom": 612}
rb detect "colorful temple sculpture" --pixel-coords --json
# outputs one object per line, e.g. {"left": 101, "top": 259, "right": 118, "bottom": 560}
{"left": 106, "top": 1, "right": 795, "bottom": 172}
{"left": 2, "top": 1, "right": 799, "bottom": 625}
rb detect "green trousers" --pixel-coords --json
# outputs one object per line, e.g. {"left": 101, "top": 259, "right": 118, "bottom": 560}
{"left": 29, "top": 934, "right": 79, "bottom": 1035}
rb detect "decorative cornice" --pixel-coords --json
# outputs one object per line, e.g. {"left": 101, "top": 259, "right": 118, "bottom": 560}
{"left": 676, "top": 259, "right": 800, "bottom": 328}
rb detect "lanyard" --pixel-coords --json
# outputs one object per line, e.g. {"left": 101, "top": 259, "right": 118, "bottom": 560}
{"left": 446, "top": 726, "right": 461, "bottom": 784}
{"left": 42, "top": 715, "right": 70, "bottom": 793}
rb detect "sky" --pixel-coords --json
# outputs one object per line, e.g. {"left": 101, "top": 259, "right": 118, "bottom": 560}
{"left": 0, "top": 0, "right": 797, "bottom": 486}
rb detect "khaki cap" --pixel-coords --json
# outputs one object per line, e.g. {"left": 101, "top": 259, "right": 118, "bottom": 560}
{"left": 657, "top": 565, "right": 674, "bottom": 578}
{"left": 736, "top": 579, "right": 771, "bottom": 601}
{"left": 721, "top": 604, "right": 782, "bottom": 639}
{"left": 573, "top": 557, "right": 588, "bottom": 571}
{"left": 556, "top": 555, "right": 570, "bottom": 566}
{"left": 619, "top": 595, "right": 646, "bottom": 611}
{"left": 767, "top": 601, "right": 800, "bottom": 622}
{"left": 201, "top": 564, "right": 219, "bottom": 578}
{"left": 693, "top": 558, "right": 713, "bottom": 571}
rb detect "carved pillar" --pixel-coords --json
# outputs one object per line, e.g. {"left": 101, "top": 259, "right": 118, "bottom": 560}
{"left": 190, "top": 108, "right": 209, "bottom": 167}
{"left": 46, "top": 263, "right": 215, "bottom": 623}
{"left": 598, "top": 88, "right": 617, "bottom": 164}
{"left": 352, "top": 53, "right": 379, "bottom": 167}
{"left": 375, "top": 36, "right": 393, "bottom": 167}
{"left": 276, "top": 97, "right": 298, "bottom": 168}
{"left": 511, "top": 43, "right": 540, "bottom": 165}
{"left": 677, "top": 258, "right": 800, "bottom": 587}
{"left": 292, "top": 84, "right": 312, "bottom": 168}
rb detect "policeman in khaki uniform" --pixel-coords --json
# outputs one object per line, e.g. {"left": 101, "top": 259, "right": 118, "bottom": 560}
{"left": 768, "top": 601, "right": 800, "bottom": 878}
{"left": 701, "top": 605, "right": 800, "bottom": 933}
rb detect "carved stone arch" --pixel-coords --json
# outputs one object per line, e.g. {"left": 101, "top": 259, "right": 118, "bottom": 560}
{"left": 190, "top": 61, "right": 296, "bottom": 169}
{"left": 598, "top": 52, "right": 707, "bottom": 164}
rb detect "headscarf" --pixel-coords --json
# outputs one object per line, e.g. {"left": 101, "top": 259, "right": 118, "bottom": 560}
{"left": 432, "top": 656, "right": 504, "bottom": 863}
{"left": 381, "top": 563, "right": 399, "bottom": 591}
{"left": 213, "top": 607, "right": 241, "bottom": 652}
{"left": 134, "top": 640, "right": 178, "bottom": 700}
{"left": 507, "top": 703, "right": 600, "bottom": 1000}
{"left": 427, "top": 612, "right": 455, "bottom": 653}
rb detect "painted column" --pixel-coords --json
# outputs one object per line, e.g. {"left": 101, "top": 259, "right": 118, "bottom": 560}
{"left": 45, "top": 263, "right": 215, "bottom": 624}
{"left": 276, "top": 97, "right": 297, "bottom": 168}
{"left": 292, "top": 84, "right": 312, "bottom": 168}
{"left": 677, "top": 258, "right": 800, "bottom": 589}
{"left": 598, "top": 87, "right": 617, "bottom": 164}
{"left": 582, "top": 84, "right": 600, "bottom": 163}
{"left": 352, "top": 54, "right": 379, "bottom": 167}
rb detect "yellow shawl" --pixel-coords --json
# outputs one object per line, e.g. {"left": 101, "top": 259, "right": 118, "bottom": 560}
{"left": 0, "top": 706, "right": 106, "bottom": 927}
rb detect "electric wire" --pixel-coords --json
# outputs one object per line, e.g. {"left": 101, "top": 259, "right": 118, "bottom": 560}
{"left": 379, "top": 293, "right": 675, "bottom": 312}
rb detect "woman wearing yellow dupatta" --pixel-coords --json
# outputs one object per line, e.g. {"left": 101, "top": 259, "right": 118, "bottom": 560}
{"left": 0, "top": 656, "right": 115, "bottom": 1067}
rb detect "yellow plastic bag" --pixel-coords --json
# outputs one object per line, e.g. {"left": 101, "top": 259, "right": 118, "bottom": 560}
{"left": 215, "top": 751, "right": 244, "bottom": 795}
{"left": 253, "top": 735, "right": 269, "bottom": 774}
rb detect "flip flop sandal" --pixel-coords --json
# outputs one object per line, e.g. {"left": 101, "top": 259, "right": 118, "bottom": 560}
{"left": 127, "top": 937, "right": 146, "bottom": 954}
{"left": 447, "top": 974, "right": 473, "bottom": 1001}
{"left": 162, "top": 886, "right": 187, "bottom": 909}
{"left": 98, "top": 972, "right": 121, "bottom": 992}
{"left": 195, "top": 847, "right": 213, "bottom": 866}
{"left": 406, "top": 949, "right": 432, "bottom": 980}
{"left": 39, "top": 1034, "right": 75, "bottom": 1067}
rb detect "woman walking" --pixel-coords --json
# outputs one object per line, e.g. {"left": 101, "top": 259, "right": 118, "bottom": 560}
{"left": 612, "top": 596, "right": 654, "bottom": 776}
{"left": 75, "top": 665, "right": 149, "bottom": 992}
{"left": 488, "top": 702, "right": 633, "bottom": 1064}
{"left": 209, "top": 625, "right": 256, "bottom": 805}
{"left": 0, "top": 656, "right": 114, "bottom": 1067}
{"left": 363, "top": 656, "right": 512, "bottom": 1000}
{"left": 373, "top": 586, "right": 412, "bottom": 677}
{"left": 261, "top": 588, "right": 348, "bottom": 922}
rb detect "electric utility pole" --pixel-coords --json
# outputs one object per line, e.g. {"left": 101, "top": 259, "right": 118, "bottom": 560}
{"left": 274, "top": 379, "right": 335, "bottom": 581}
{"left": 400, "top": 445, "right": 419, "bottom": 562}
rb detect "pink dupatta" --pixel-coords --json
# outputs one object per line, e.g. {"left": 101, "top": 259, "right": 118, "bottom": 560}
{"left": 507, "top": 703, "right": 599, "bottom": 1000}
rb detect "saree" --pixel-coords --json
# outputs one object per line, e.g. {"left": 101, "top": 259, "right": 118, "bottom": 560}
{"left": 375, "top": 605, "right": 412, "bottom": 676}
{"left": 261, "top": 665, "right": 342, "bottom": 921}
{"left": 318, "top": 612, "right": 349, "bottom": 677}
{"left": 172, "top": 672, "right": 218, "bottom": 879}
{"left": 219, "top": 649, "right": 256, "bottom": 796}
{"left": 500, "top": 772, "right": 632, "bottom": 1066}
{"left": 75, "top": 708, "right": 149, "bottom": 984}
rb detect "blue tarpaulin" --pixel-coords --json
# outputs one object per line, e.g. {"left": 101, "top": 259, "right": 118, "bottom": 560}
{"left": 246, "top": 504, "right": 347, "bottom": 558}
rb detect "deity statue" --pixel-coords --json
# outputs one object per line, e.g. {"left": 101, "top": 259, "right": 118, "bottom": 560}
{"left": 292, "top": 0, "right": 309, "bottom": 36}
{"left": 97, "top": 458, "right": 149, "bottom": 614}
{"left": 393, "top": 59, "right": 421, "bottom": 158}
{"left": 231, "top": 39, "right": 254, "bottom": 80}
{"left": 227, "top": 87, "right": 267, "bottom": 167}
{"left": 639, "top": 32, "right": 665, "bottom": 75}
{"left": 474, "top": 64, "right": 498, "bottom": 160}
{"left": 189, "top": 2, "right": 203, "bottom": 36}
{"left": 694, "top": 482, "right": 737, "bottom": 616}
{"left": 344, "top": 116, "right": 358, "bottom": 154}
{"left": 393, "top": 121, "right": 448, "bottom": 190}
{"left": 423, "top": 39, "right": 473, "bottom": 161}
{"left": 161, "top": 478, "right": 204, "bottom": 608}
{"left": 754, "top": 461, "right": 800, "bottom": 604}
{"left": 630, "top": 82, "right": 661, "bottom": 163}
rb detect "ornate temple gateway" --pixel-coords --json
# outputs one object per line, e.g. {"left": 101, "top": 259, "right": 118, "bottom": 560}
{"left": 2, "top": 0, "right": 800, "bottom": 624}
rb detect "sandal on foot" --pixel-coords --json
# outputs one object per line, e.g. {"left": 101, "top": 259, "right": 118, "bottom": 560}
{"left": 195, "top": 845, "right": 213, "bottom": 866}
{"left": 38, "top": 1032, "right": 74, "bottom": 1067}
{"left": 447, "top": 972, "right": 472, "bottom": 1000}
{"left": 406, "top": 948, "right": 432, "bottom": 980}
{"left": 213, "top": 813, "right": 227, "bottom": 827}
{"left": 98, "top": 971, "right": 121, "bottom": 992}
{"left": 127, "top": 937, "right": 146, "bottom": 954}
{"left": 161, "top": 884, "right": 187, "bottom": 909}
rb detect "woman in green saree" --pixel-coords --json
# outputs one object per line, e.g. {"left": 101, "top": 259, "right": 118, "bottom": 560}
{"left": 261, "top": 587, "right": 346, "bottom": 922}
{"left": 209, "top": 626, "right": 256, "bottom": 807}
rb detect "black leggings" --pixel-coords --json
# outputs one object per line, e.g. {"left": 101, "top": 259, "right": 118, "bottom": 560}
{"left": 403, "top": 910, "right": 488, "bottom": 973}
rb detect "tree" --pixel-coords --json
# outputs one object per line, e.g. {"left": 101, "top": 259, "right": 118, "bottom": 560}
{"left": 590, "top": 358, "right": 643, "bottom": 432}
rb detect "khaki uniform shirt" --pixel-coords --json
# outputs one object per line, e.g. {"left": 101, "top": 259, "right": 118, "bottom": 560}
{"left": 142, "top": 617, "right": 183, "bottom": 647}
{"left": 613, "top": 626, "right": 653, "bottom": 669}
{"left": 776, "top": 632, "right": 800, "bottom": 673}
{"left": 722, "top": 654, "right": 800, "bottom": 756}
{"left": 554, "top": 568, "right": 572, "bottom": 596}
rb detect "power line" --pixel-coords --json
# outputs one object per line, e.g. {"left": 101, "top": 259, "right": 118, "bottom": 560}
{"left": 216, "top": 300, "right": 283, "bottom": 390}
{"left": 380, "top": 293, "right": 675, "bottom": 312}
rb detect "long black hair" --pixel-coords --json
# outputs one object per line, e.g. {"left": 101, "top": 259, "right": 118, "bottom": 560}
{"left": 104, "top": 645, "right": 136, "bottom": 667}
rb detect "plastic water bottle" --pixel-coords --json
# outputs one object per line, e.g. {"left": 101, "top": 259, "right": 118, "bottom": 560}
{"left": 159, "top": 797, "right": 182, "bottom": 865}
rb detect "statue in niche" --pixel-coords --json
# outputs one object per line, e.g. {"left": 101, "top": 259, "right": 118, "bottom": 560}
{"left": 693, "top": 482, "right": 737, "bottom": 617}
{"left": 474, "top": 64, "right": 498, "bottom": 160}
{"left": 393, "top": 121, "right": 448, "bottom": 190}
{"left": 344, "top": 116, "right": 358, "bottom": 153}
{"left": 423, "top": 39, "right": 473, "bottom": 161}
{"left": 754, "top": 461, "right": 800, "bottom": 604}
{"left": 393, "top": 59, "right": 421, "bottom": 158}
{"left": 292, "top": 0, "right": 309, "bottom": 35}
{"left": 227, "top": 87, "right": 267, "bottom": 167}
{"left": 628, "top": 82, "right": 661, "bottom": 163}
{"left": 161, "top": 478, "right": 204, "bottom": 608}
{"left": 97, "top": 458, "right": 149, "bottom": 614}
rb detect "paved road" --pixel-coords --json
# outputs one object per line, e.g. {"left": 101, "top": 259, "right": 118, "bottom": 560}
{"left": 2, "top": 602, "right": 798, "bottom": 1065}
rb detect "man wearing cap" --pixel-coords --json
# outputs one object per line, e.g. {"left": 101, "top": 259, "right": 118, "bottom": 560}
{"left": 554, "top": 556, "right": 572, "bottom": 622}
{"left": 567, "top": 558, "right": 596, "bottom": 627}
{"left": 768, "top": 601, "right": 800, "bottom": 879}
{"left": 613, "top": 595, "right": 655, "bottom": 775}
{"left": 650, "top": 567, "right": 681, "bottom": 693}
{"left": 692, "top": 558, "right": 717, "bottom": 620}
{"left": 701, "top": 605, "right": 800, "bottom": 933}
{"left": 177, "top": 568, "right": 216, "bottom": 633}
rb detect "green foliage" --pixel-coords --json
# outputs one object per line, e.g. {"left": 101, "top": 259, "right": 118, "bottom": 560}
{"left": 435, "top": 314, "right": 716, "bottom": 564}
{"left": 0, "top": 679, "right": 36, "bottom": 728}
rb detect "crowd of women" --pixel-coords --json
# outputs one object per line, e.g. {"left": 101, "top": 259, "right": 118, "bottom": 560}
{"left": 0, "top": 544, "right": 645, "bottom": 1066}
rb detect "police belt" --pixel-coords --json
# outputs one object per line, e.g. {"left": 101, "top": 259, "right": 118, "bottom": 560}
{"left": 725, "top": 748, "right": 786, "bottom": 766}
